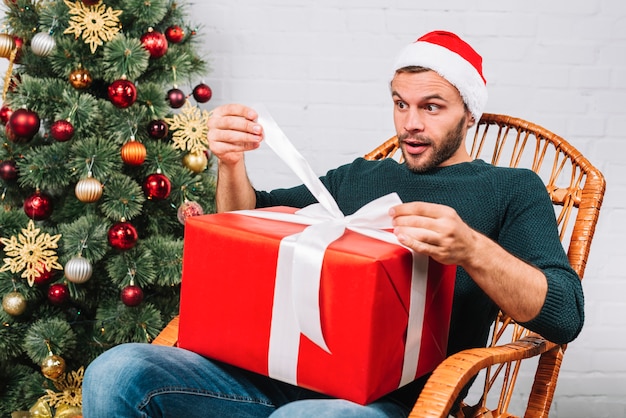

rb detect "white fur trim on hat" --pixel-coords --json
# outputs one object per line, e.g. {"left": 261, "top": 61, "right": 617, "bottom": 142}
{"left": 392, "top": 41, "right": 488, "bottom": 121}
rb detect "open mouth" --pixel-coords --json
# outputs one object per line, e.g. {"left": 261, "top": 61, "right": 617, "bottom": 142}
{"left": 401, "top": 139, "right": 430, "bottom": 155}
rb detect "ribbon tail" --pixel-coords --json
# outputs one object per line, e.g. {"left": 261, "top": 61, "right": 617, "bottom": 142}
{"left": 268, "top": 234, "right": 301, "bottom": 385}
{"left": 291, "top": 222, "right": 346, "bottom": 353}
{"left": 255, "top": 103, "right": 343, "bottom": 218}
{"left": 400, "top": 250, "right": 429, "bottom": 386}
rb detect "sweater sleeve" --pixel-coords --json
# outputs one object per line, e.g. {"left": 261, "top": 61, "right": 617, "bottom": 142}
{"left": 254, "top": 163, "right": 352, "bottom": 209}
{"left": 496, "top": 169, "right": 584, "bottom": 344}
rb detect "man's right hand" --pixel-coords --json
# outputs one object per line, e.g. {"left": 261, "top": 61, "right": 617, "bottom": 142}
{"left": 207, "top": 104, "right": 264, "bottom": 166}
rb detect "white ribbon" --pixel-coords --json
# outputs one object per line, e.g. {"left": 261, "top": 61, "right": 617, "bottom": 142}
{"left": 234, "top": 105, "right": 429, "bottom": 388}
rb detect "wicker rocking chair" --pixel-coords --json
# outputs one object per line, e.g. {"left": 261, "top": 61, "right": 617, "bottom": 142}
{"left": 153, "top": 113, "right": 606, "bottom": 418}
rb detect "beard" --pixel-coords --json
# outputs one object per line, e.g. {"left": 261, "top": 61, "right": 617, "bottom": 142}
{"left": 400, "top": 115, "right": 467, "bottom": 173}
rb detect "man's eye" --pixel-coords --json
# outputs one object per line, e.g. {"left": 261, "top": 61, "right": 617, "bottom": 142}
{"left": 425, "top": 104, "right": 440, "bottom": 112}
{"left": 396, "top": 101, "right": 407, "bottom": 109}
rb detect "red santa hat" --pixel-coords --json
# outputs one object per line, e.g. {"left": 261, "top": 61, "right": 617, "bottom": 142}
{"left": 392, "top": 30, "right": 488, "bottom": 121}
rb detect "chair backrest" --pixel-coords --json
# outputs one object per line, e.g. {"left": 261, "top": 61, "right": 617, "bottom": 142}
{"left": 363, "top": 113, "right": 606, "bottom": 416}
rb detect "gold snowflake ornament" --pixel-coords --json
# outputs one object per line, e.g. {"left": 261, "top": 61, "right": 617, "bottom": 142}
{"left": 63, "top": 0, "right": 123, "bottom": 54}
{"left": 43, "top": 367, "right": 85, "bottom": 407}
{"left": 0, "top": 220, "right": 63, "bottom": 287}
{"left": 165, "top": 101, "right": 211, "bottom": 154}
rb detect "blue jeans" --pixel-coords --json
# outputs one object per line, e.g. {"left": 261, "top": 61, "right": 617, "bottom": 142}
{"left": 82, "top": 343, "right": 411, "bottom": 418}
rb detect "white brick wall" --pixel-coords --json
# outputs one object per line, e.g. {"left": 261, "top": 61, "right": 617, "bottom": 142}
{"left": 191, "top": 1, "right": 625, "bottom": 416}
{"left": 2, "top": 1, "right": 624, "bottom": 415}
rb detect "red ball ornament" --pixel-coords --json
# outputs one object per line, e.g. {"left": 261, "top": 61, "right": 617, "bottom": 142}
{"left": 120, "top": 284, "right": 143, "bottom": 307}
{"left": 192, "top": 83, "right": 212, "bottom": 103}
{"left": 23, "top": 191, "right": 53, "bottom": 220}
{"left": 108, "top": 79, "right": 137, "bottom": 108}
{"left": 108, "top": 221, "right": 138, "bottom": 250}
{"left": 0, "top": 105, "right": 12, "bottom": 124}
{"left": 50, "top": 119, "right": 75, "bottom": 142}
{"left": 141, "top": 29, "right": 168, "bottom": 59}
{"left": 167, "top": 88, "right": 186, "bottom": 108}
{"left": 9, "top": 108, "right": 40, "bottom": 138}
{"left": 82, "top": 0, "right": 100, "bottom": 5}
{"left": 13, "top": 35, "right": 23, "bottom": 59}
{"left": 0, "top": 160, "right": 18, "bottom": 181}
{"left": 147, "top": 119, "right": 168, "bottom": 139}
{"left": 34, "top": 263, "right": 57, "bottom": 286}
{"left": 120, "top": 140, "right": 147, "bottom": 166}
{"left": 5, "top": 123, "right": 29, "bottom": 144}
{"left": 143, "top": 173, "right": 171, "bottom": 200}
{"left": 165, "top": 25, "right": 185, "bottom": 43}
{"left": 48, "top": 283, "right": 70, "bottom": 306}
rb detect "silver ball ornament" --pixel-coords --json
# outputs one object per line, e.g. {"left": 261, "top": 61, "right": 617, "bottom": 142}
{"left": 64, "top": 256, "right": 93, "bottom": 284}
{"left": 30, "top": 32, "right": 56, "bottom": 57}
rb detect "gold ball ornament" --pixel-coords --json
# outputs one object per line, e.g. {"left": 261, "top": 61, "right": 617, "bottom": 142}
{"left": 75, "top": 176, "right": 103, "bottom": 203}
{"left": 0, "top": 33, "right": 16, "bottom": 58}
{"left": 41, "top": 353, "right": 66, "bottom": 380}
{"left": 182, "top": 151, "right": 208, "bottom": 173}
{"left": 64, "top": 255, "right": 93, "bottom": 284}
{"left": 2, "top": 291, "right": 27, "bottom": 316}
{"left": 69, "top": 67, "right": 93, "bottom": 89}
{"left": 30, "top": 32, "right": 56, "bottom": 57}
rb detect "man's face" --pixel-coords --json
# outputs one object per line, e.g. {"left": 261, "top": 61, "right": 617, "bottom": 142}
{"left": 391, "top": 70, "right": 474, "bottom": 173}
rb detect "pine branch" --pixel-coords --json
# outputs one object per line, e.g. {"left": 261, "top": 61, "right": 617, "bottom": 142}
{"left": 99, "top": 172, "right": 146, "bottom": 221}
{"left": 142, "top": 235, "right": 183, "bottom": 287}
{"left": 58, "top": 215, "right": 110, "bottom": 262}
{"left": 96, "top": 301, "right": 163, "bottom": 344}
{"left": 119, "top": 0, "right": 170, "bottom": 30}
{"left": 17, "top": 142, "right": 73, "bottom": 190}
{"left": 101, "top": 34, "right": 150, "bottom": 81}
{"left": 23, "top": 317, "right": 77, "bottom": 364}
{"left": 105, "top": 245, "right": 157, "bottom": 288}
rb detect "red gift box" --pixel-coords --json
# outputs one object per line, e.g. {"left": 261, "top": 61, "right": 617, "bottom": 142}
{"left": 178, "top": 207, "right": 456, "bottom": 405}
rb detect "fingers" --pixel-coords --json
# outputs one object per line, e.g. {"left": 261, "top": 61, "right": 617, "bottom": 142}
{"left": 207, "top": 104, "right": 264, "bottom": 164}
{"left": 389, "top": 201, "right": 453, "bottom": 220}
{"left": 208, "top": 104, "right": 263, "bottom": 137}
{"left": 389, "top": 201, "right": 468, "bottom": 264}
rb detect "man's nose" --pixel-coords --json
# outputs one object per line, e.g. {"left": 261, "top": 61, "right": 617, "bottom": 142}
{"left": 403, "top": 109, "right": 425, "bottom": 133}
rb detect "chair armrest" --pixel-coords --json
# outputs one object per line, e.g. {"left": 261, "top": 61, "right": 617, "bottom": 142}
{"left": 409, "top": 335, "right": 559, "bottom": 418}
{"left": 152, "top": 315, "right": 180, "bottom": 346}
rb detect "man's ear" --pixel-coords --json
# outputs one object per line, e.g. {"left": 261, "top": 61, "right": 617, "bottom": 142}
{"left": 466, "top": 111, "right": 476, "bottom": 128}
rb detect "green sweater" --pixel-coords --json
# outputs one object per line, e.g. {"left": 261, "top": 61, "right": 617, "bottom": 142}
{"left": 255, "top": 158, "right": 584, "bottom": 407}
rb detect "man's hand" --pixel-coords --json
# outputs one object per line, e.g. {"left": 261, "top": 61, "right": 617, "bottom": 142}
{"left": 207, "top": 104, "right": 264, "bottom": 212}
{"left": 389, "top": 201, "right": 478, "bottom": 266}
{"left": 389, "top": 201, "right": 548, "bottom": 323}
{"left": 208, "top": 104, "right": 264, "bottom": 166}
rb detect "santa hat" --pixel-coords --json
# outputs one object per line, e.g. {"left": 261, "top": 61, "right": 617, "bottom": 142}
{"left": 392, "top": 30, "right": 488, "bottom": 121}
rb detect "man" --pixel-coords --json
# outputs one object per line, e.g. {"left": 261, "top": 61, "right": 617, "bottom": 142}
{"left": 83, "top": 31, "right": 583, "bottom": 418}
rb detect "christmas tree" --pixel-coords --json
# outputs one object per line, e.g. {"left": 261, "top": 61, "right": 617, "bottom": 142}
{"left": 0, "top": 0, "right": 215, "bottom": 415}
